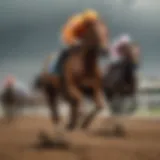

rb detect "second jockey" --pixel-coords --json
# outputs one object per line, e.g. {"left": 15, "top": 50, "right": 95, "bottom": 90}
{"left": 1, "top": 75, "right": 30, "bottom": 99}
{"left": 109, "top": 34, "right": 132, "bottom": 64}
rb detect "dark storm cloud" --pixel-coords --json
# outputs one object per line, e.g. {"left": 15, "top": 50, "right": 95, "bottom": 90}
{"left": 0, "top": 0, "right": 160, "bottom": 82}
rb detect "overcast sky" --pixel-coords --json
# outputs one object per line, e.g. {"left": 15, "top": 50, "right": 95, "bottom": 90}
{"left": 0, "top": 0, "right": 160, "bottom": 83}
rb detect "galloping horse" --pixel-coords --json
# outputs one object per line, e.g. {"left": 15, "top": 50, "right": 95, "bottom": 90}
{"left": 103, "top": 36, "right": 140, "bottom": 133}
{"left": 33, "top": 10, "right": 109, "bottom": 132}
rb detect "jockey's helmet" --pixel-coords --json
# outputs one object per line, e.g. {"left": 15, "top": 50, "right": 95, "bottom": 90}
{"left": 4, "top": 75, "right": 16, "bottom": 87}
{"left": 61, "top": 9, "right": 100, "bottom": 45}
{"left": 61, "top": 13, "right": 84, "bottom": 45}
{"left": 113, "top": 34, "right": 131, "bottom": 50}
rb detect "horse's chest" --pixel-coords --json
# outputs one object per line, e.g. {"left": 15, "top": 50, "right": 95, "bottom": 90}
{"left": 74, "top": 74, "right": 100, "bottom": 88}
{"left": 71, "top": 58, "right": 84, "bottom": 75}
{"left": 70, "top": 56, "right": 101, "bottom": 87}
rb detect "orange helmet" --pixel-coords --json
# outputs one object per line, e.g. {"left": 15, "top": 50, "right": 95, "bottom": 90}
{"left": 61, "top": 9, "right": 99, "bottom": 45}
{"left": 61, "top": 13, "right": 85, "bottom": 44}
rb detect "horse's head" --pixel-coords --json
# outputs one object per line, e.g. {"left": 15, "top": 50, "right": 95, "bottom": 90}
{"left": 82, "top": 19, "right": 108, "bottom": 52}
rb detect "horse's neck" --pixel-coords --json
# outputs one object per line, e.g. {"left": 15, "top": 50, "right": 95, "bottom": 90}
{"left": 83, "top": 48, "right": 98, "bottom": 75}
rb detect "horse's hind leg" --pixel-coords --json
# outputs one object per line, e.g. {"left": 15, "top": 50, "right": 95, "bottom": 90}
{"left": 45, "top": 88, "right": 61, "bottom": 135}
{"left": 48, "top": 97, "right": 59, "bottom": 124}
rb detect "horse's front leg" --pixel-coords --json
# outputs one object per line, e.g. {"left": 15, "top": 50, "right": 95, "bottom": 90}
{"left": 67, "top": 99, "right": 80, "bottom": 131}
{"left": 81, "top": 87, "right": 105, "bottom": 129}
{"left": 66, "top": 86, "right": 83, "bottom": 131}
{"left": 63, "top": 60, "right": 83, "bottom": 131}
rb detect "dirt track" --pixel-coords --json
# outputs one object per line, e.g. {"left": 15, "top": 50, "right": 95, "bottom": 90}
{"left": 0, "top": 116, "right": 160, "bottom": 160}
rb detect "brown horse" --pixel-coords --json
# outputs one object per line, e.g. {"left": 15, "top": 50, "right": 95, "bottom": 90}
{"left": 33, "top": 20, "right": 108, "bottom": 132}
{"left": 103, "top": 42, "right": 140, "bottom": 134}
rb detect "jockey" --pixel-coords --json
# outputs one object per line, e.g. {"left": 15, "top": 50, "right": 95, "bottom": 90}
{"left": 1, "top": 75, "right": 30, "bottom": 98}
{"left": 105, "top": 34, "right": 139, "bottom": 88}
{"left": 105, "top": 34, "right": 133, "bottom": 75}
{"left": 48, "top": 9, "right": 108, "bottom": 75}
{"left": 109, "top": 34, "right": 132, "bottom": 64}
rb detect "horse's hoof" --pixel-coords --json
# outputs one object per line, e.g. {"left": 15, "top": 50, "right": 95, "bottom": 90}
{"left": 113, "top": 124, "right": 126, "bottom": 137}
